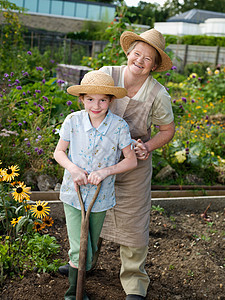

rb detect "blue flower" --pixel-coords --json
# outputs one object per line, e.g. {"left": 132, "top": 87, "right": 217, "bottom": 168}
{"left": 16, "top": 86, "right": 22, "bottom": 90}
{"left": 67, "top": 100, "right": 72, "bottom": 106}
{"left": 27, "top": 51, "right": 32, "bottom": 55}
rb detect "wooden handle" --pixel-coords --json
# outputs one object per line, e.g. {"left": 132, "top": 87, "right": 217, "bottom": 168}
{"left": 76, "top": 182, "right": 102, "bottom": 300}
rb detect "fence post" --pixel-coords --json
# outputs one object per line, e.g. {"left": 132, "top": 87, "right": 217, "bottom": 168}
{"left": 31, "top": 31, "right": 33, "bottom": 49}
{"left": 63, "top": 35, "right": 67, "bottom": 64}
{"left": 215, "top": 46, "right": 220, "bottom": 66}
{"left": 183, "top": 44, "right": 188, "bottom": 68}
{"left": 68, "top": 39, "right": 72, "bottom": 65}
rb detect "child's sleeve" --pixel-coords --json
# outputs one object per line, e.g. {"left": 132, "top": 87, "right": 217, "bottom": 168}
{"left": 59, "top": 116, "right": 71, "bottom": 142}
{"left": 118, "top": 119, "right": 132, "bottom": 150}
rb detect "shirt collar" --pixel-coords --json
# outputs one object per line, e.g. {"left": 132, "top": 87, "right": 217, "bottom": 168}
{"left": 97, "top": 109, "right": 113, "bottom": 135}
{"left": 83, "top": 109, "right": 113, "bottom": 135}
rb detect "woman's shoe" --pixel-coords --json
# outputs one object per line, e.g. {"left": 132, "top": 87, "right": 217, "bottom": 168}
{"left": 126, "top": 295, "right": 145, "bottom": 300}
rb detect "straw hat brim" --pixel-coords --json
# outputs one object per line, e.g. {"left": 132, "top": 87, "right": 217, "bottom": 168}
{"left": 120, "top": 31, "right": 172, "bottom": 72}
{"left": 67, "top": 85, "right": 127, "bottom": 99}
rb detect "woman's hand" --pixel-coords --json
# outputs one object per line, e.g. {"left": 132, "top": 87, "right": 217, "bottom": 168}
{"left": 134, "top": 138, "right": 150, "bottom": 160}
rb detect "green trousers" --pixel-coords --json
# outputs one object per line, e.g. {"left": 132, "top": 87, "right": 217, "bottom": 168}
{"left": 64, "top": 203, "right": 106, "bottom": 271}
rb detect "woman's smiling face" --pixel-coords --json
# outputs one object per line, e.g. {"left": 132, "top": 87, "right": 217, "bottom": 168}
{"left": 127, "top": 42, "right": 157, "bottom": 77}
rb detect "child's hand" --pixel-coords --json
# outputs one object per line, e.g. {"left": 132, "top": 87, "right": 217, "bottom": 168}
{"left": 88, "top": 169, "right": 108, "bottom": 186}
{"left": 69, "top": 167, "right": 88, "bottom": 192}
{"left": 134, "top": 138, "right": 149, "bottom": 160}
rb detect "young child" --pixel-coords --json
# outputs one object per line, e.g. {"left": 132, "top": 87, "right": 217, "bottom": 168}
{"left": 54, "top": 70, "right": 137, "bottom": 299}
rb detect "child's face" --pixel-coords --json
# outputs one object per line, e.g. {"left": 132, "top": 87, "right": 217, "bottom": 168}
{"left": 81, "top": 94, "right": 112, "bottom": 125}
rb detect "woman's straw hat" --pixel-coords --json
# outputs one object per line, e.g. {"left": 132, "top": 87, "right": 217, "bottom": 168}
{"left": 67, "top": 71, "right": 127, "bottom": 99}
{"left": 120, "top": 28, "right": 172, "bottom": 72}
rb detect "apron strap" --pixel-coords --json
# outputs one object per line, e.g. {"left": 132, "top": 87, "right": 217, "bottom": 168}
{"left": 111, "top": 66, "right": 121, "bottom": 86}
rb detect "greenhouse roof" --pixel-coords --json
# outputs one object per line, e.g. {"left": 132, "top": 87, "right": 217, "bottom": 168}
{"left": 167, "top": 9, "right": 225, "bottom": 24}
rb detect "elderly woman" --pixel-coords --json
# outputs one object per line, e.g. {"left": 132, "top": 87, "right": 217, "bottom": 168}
{"left": 98, "top": 28, "right": 175, "bottom": 300}
{"left": 59, "top": 28, "right": 175, "bottom": 300}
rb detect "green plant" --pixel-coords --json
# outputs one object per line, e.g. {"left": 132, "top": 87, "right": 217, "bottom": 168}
{"left": 81, "top": 4, "right": 134, "bottom": 69}
{"left": 152, "top": 65, "right": 225, "bottom": 185}
{"left": 0, "top": 50, "right": 81, "bottom": 178}
{"left": 201, "top": 235, "right": 211, "bottom": 242}
{"left": 151, "top": 205, "right": 165, "bottom": 214}
{"left": 0, "top": 162, "right": 61, "bottom": 284}
{"left": 187, "top": 270, "right": 194, "bottom": 277}
{"left": 169, "top": 264, "right": 175, "bottom": 270}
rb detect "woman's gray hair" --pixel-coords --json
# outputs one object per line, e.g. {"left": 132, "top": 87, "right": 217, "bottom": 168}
{"left": 126, "top": 41, "right": 161, "bottom": 67}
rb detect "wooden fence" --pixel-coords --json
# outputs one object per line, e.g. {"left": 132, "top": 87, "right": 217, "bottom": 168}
{"left": 22, "top": 30, "right": 225, "bottom": 68}
{"left": 168, "top": 44, "right": 225, "bottom": 68}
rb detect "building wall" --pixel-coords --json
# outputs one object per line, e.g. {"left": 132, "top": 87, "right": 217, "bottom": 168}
{"left": 18, "top": 13, "right": 85, "bottom": 33}
{"left": 202, "top": 18, "right": 225, "bottom": 36}
{"left": 155, "top": 22, "right": 200, "bottom": 36}
{"left": 155, "top": 18, "right": 225, "bottom": 37}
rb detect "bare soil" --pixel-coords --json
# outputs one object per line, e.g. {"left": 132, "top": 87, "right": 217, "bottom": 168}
{"left": 1, "top": 209, "right": 225, "bottom": 300}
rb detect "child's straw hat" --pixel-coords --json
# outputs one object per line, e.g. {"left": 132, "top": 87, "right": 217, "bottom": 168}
{"left": 67, "top": 70, "right": 127, "bottom": 99}
{"left": 120, "top": 28, "right": 172, "bottom": 72}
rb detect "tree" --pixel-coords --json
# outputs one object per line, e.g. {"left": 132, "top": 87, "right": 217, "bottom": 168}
{"left": 127, "top": 1, "right": 170, "bottom": 26}
{"left": 163, "top": 0, "right": 225, "bottom": 17}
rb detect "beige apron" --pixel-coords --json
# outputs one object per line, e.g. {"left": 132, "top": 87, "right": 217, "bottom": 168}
{"left": 100, "top": 66, "right": 162, "bottom": 247}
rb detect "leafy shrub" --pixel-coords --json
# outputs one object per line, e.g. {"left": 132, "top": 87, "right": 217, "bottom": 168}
{"left": 0, "top": 51, "right": 81, "bottom": 180}
{"left": 0, "top": 162, "right": 61, "bottom": 284}
{"left": 165, "top": 35, "right": 225, "bottom": 47}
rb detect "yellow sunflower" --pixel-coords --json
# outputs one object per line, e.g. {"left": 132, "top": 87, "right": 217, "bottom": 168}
{"left": 12, "top": 182, "right": 31, "bottom": 202}
{"left": 2, "top": 165, "right": 20, "bottom": 182}
{"left": 11, "top": 216, "right": 23, "bottom": 227}
{"left": 0, "top": 168, "right": 3, "bottom": 182}
{"left": 11, "top": 180, "right": 22, "bottom": 186}
{"left": 24, "top": 203, "right": 31, "bottom": 211}
{"left": 43, "top": 216, "right": 54, "bottom": 227}
{"left": 30, "top": 200, "right": 50, "bottom": 219}
{"left": 33, "top": 221, "right": 45, "bottom": 232}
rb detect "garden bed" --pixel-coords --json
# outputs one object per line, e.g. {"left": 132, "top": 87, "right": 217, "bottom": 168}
{"left": 1, "top": 208, "right": 225, "bottom": 300}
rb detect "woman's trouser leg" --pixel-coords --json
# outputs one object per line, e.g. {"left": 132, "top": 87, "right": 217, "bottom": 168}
{"left": 64, "top": 203, "right": 106, "bottom": 270}
{"left": 120, "top": 245, "right": 150, "bottom": 297}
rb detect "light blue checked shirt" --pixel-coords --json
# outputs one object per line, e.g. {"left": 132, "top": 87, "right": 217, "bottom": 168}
{"left": 59, "top": 109, "right": 132, "bottom": 212}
